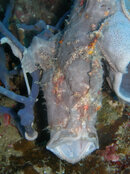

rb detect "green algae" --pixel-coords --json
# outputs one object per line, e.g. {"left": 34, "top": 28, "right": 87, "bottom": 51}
{"left": 97, "top": 91, "right": 125, "bottom": 127}
{"left": 115, "top": 121, "right": 130, "bottom": 154}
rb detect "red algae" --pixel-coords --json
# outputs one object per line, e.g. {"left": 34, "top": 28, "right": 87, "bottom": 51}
{"left": 100, "top": 144, "right": 120, "bottom": 162}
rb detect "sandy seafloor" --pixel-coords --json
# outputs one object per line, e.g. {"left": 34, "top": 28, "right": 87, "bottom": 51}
{"left": 0, "top": 0, "right": 130, "bottom": 173}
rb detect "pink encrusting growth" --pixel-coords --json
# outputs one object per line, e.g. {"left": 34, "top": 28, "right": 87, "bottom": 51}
{"left": 101, "top": 144, "right": 120, "bottom": 162}
{"left": 3, "top": 113, "right": 11, "bottom": 126}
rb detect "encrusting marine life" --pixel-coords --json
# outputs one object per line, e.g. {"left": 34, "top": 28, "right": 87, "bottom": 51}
{"left": 0, "top": 0, "right": 129, "bottom": 164}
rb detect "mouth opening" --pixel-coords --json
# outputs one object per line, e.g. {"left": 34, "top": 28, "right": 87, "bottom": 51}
{"left": 46, "top": 130, "right": 99, "bottom": 164}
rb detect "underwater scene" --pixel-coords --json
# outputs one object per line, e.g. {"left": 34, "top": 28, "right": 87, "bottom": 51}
{"left": 0, "top": 0, "right": 130, "bottom": 173}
